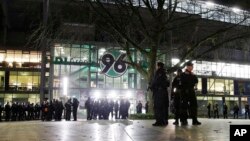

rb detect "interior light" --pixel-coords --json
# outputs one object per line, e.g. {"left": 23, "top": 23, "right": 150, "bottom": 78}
{"left": 206, "top": 1, "right": 215, "bottom": 7}
{"left": 232, "top": 7, "right": 241, "bottom": 13}
{"left": 63, "top": 77, "right": 68, "bottom": 96}
{"left": 94, "top": 91, "right": 101, "bottom": 99}
{"left": 126, "top": 91, "right": 133, "bottom": 98}
{"left": 108, "top": 91, "right": 116, "bottom": 99}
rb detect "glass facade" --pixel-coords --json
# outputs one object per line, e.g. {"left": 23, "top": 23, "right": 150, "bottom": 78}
{"left": 0, "top": 50, "right": 41, "bottom": 68}
{"left": 0, "top": 50, "right": 43, "bottom": 104}
{"left": 0, "top": 46, "right": 250, "bottom": 116}
{"left": 52, "top": 44, "right": 141, "bottom": 101}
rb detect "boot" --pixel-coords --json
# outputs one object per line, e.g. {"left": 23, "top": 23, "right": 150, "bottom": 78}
{"left": 192, "top": 118, "right": 201, "bottom": 125}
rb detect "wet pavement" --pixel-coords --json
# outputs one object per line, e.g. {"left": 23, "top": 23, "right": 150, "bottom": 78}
{"left": 0, "top": 118, "right": 249, "bottom": 141}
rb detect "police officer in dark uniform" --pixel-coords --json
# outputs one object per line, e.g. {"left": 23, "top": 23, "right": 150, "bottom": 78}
{"left": 65, "top": 99, "right": 72, "bottom": 121}
{"left": 171, "top": 69, "right": 182, "bottom": 125}
{"left": 0, "top": 104, "right": 3, "bottom": 121}
{"left": 207, "top": 103, "right": 211, "bottom": 118}
{"left": 223, "top": 103, "right": 228, "bottom": 119}
{"left": 245, "top": 103, "right": 249, "bottom": 119}
{"left": 150, "top": 62, "right": 170, "bottom": 126}
{"left": 180, "top": 62, "right": 201, "bottom": 125}
{"left": 5, "top": 102, "right": 11, "bottom": 121}
{"left": 72, "top": 98, "right": 79, "bottom": 121}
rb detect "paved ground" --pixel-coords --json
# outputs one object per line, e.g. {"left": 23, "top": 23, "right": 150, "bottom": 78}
{"left": 0, "top": 118, "right": 250, "bottom": 141}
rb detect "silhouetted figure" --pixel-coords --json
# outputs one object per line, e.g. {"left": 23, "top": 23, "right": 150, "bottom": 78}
{"left": 245, "top": 103, "right": 249, "bottom": 119}
{"left": 180, "top": 62, "right": 201, "bottom": 125}
{"left": 136, "top": 101, "right": 142, "bottom": 114}
{"left": 171, "top": 69, "right": 182, "bottom": 125}
{"left": 65, "top": 99, "right": 72, "bottom": 121}
{"left": 223, "top": 103, "right": 228, "bottom": 119}
{"left": 233, "top": 104, "right": 239, "bottom": 119}
{"left": 145, "top": 101, "right": 149, "bottom": 114}
{"left": 114, "top": 101, "right": 119, "bottom": 119}
{"left": 214, "top": 103, "right": 219, "bottom": 118}
{"left": 5, "top": 102, "right": 11, "bottom": 121}
{"left": 150, "top": 62, "right": 170, "bottom": 126}
{"left": 72, "top": 98, "right": 79, "bottom": 121}
{"left": 207, "top": 103, "right": 211, "bottom": 118}
{"left": 0, "top": 104, "right": 3, "bottom": 121}
{"left": 85, "top": 97, "right": 92, "bottom": 120}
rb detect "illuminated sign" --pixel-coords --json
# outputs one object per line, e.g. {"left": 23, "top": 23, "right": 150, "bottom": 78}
{"left": 53, "top": 57, "right": 91, "bottom": 65}
{"left": 100, "top": 50, "right": 127, "bottom": 78}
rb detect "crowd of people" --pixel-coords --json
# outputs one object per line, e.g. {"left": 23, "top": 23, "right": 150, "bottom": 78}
{"left": 0, "top": 98, "right": 79, "bottom": 122}
{"left": 207, "top": 102, "right": 250, "bottom": 119}
{"left": 85, "top": 97, "right": 130, "bottom": 120}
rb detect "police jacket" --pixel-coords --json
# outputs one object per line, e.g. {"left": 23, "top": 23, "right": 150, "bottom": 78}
{"left": 180, "top": 69, "right": 198, "bottom": 90}
{"left": 150, "top": 68, "right": 170, "bottom": 92}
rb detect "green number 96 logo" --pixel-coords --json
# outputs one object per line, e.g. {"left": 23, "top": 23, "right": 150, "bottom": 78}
{"left": 100, "top": 50, "right": 127, "bottom": 78}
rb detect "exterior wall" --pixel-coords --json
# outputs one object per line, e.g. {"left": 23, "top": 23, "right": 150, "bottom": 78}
{"left": 50, "top": 43, "right": 146, "bottom": 113}
{"left": 1, "top": 46, "right": 250, "bottom": 116}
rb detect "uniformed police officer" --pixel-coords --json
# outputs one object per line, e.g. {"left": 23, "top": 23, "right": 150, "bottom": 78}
{"left": 180, "top": 62, "right": 201, "bottom": 125}
{"left": 150, "top": 62, "right": 170, "bottom": 126}
{"left": 171, "top": 69, "right": 182, "bottom": 125}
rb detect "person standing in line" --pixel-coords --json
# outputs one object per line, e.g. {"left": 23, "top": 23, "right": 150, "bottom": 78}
{"left": 233, "top": 104, "right": 239, "bottom": 119}
{"left": 245, "top": 103, "right": 249, "bottom": 119}
{"left": 65, "top": 99, "right": 72, "bottom": 121}
{"left": 0, "top": 104, "right": 3, "bottom": 121}
{"left": 207, "top": 103, "right": 211, "bottom": 118}
{"left": 149, "top": 62, "right": 170, "bottom": 126}
{"left": 4, "top": 102, "right": 11, "bottom": 121}
{"left": 145, "top": 101, "right": 149, "bottom": 114}
{"left": 171, "top": 69, "right": 182, "bottom": 125}
{"left": 114, "top": 101, "right": 119, "bottom": 119}
{"left": 136, "top": 101, "right": 142, "bottom": 114}
{"left": 85, "top": 97, "right": 92, "bottom": 120}
{"left": 72, "top": 98, "right": 79, "bottom": 121}
{"left": 223, "top": 103, "right": 228, "bottom": 119}
{"left": 180, "top": 62, "right": 201, "bottom": 125}
{"left": 214, "top": 103, "right": 219, "bottom": 118}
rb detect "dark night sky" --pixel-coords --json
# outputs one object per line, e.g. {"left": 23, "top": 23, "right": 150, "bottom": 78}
{"left": 201, "top": 0, "right": 250, "bottom": 10}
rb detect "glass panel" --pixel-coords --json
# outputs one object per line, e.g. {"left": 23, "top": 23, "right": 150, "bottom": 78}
{"left": 90, "top": 72, "right": 97, "bottom": 88}
{"left": 197, "top": 78, "right": 202, "bottom": 91}
{"left": 0, "top": 71, "right": 4, "bottom": 90}
{"left": 90, "top": 46, "right": 98, "bottom": 63}
{"left": 207, "top": 78, "right": 215, "bottom": 94}
{"left": 105, "top": 76, "right": 113, "bottom": 88}
{"left": 114, "top": 77, "right": 121, "bottom": 88}
{"left": 9, "top": 71, "right": 18, "bottom": 91}
{"left": 98, "top": 74, "right": 104, "bottom": 88}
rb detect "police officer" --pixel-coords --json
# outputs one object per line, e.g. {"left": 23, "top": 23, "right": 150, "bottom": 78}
{"left": 0, "top": 104, "right": 3, "bottom": 121}
{"left": 245, "top": 103, "right": 249, "bottom": 119}
{"left": 171, "top": 69, "right": 182, "bottom": 125}
{"left": 150, "top": 62, "right": 170, "bottom": 126}
{"left": 65, "top": 99, "right": 72, "bottom": 121}
{"left": 72, "top": 98, "right": 79, "bottom": 121}
{"left": 223, "top": 103, "right": 228, "bottom": 119}
{"left": 180, "top": 62, "right": 201, "bottom": 125}
{"left": 233, "top": 104, "right": 239, "bottom": 119}
{"left": 207, "top": 103, "right": 211, "bottom": 118}
{"left": 5, "top": 102, "right": 11, "bottom": 121}
{"left": 145, "top": 101, "right": 149, "bottom": 114}
{"left": 214, "top": 103, "right": 219, "bottom": 118}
